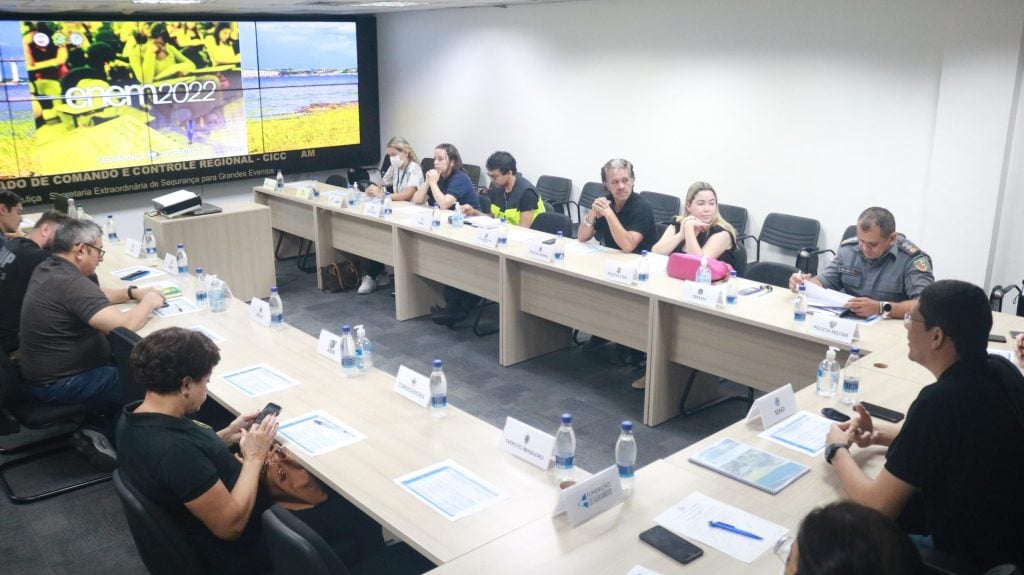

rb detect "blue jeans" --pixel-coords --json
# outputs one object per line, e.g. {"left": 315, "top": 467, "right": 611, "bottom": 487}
{"left": 28, "top": 366, "right": 122, "bottom": 405}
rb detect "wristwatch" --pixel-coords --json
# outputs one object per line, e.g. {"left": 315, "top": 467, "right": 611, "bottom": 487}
{"left": 825, "top": 442, "right": 849, "bottom": 465}
{"left": 127, "top": 285, "right": 138, "bottom": 300}
{"left": 880, "top": 301, "right": 893, "bottom": 318}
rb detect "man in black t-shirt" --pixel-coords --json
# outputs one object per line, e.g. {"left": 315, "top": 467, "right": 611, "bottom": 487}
{"left": 577, "top": 158, "right": 656, "bottom": 254}
{"left": 825, "top": 280, "right": 1024, "bottom": 570}
{"left": 0, "top": 210, "right": 70, "bottom": 354}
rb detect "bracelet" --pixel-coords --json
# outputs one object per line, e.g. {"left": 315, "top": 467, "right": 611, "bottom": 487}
{"left": 127, "top": 285, "right": 137, "bottom": 300}
{"left": 581, "top": 218, "right": 595, "bottom": 228}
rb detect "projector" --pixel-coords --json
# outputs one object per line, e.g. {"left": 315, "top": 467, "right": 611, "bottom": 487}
{"left": 153, "top": 190, "right": 202, "bottom": 218}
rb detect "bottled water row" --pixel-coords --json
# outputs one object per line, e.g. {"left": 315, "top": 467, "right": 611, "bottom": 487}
{"left": 817, "top": 345, "right": 861, "bottom": 404}
{"left": 338, "top": 324, "right": 376, "bottom": 377}
{"left": 555, "top": 413, "right": 637, "bottom": 492}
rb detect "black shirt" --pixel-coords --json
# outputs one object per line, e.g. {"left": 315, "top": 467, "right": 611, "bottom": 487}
{"left": 0, "top": 237, "right": 49, "bottom": 353}
{"left": 594, "top": 192, "right": 656, "bottom": 254}
{"left": 885, "top": 355, "right": 1024, "bottom": 569}
{"left": 671, "top": 222, "right": 738, "bottom": 269}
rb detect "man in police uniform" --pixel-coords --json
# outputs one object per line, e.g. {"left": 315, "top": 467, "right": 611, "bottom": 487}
{"left": 789, "top": 207, "right": 933, "bottom": 319}
{"left": 461, "top": 151, "right": 545, "bottom": 228}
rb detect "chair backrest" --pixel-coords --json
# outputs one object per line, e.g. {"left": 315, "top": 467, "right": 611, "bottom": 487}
{"left": 463, "top": 164, "right": 481, "bottom": 188}
{"left": 638, "top": 191, "right": 682, "bottom": 224}
{"left": 324, "top": 174, "right": 348, "bottom": 188}
{"left": 419, "top": 157, "right": 433, "bottom": 173}
{"left": 759, "top": 212, "right": 821, "bottom": 252}
{"left": 719, "top": 203, "right": 749, "bottom": 236}
{"left": 535, "top": 175, "right": 572, "bottom": 214}
{"left": 576, "top": 182, "right": 607, "bottom": 222}
{"left": 478, "top": 194, "right": 492, "bottom": 215}
{"left": 743, "top": 261, "right": 799, "bottom": 289}
{"left": 542, "top": 200, "right": 554, "bottom": 214}
{"left": 108, "top": 327, "right": 143, "bottom": 403}
{"left": 347, "top": 168, "right": 370, "bottom": 186}
{"left": 0, "top": 347, "right": 22, "bottom": 414}
{"left": 841, "top": 224, "right": 857, "bottom": 243}
{"left": 262, "top": 505, "right": 352, "bottom": 575}
{"left": 531, "top": 212, "right": 573, "bottom": 237}
{"left": 732, "top": 242, "right": 748, "bottom": 277}
{"left": 112, "top": 470, "right": 206, "bottom": 575}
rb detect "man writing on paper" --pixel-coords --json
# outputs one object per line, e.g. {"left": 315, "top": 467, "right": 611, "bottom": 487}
{"left": 824, "top": 280, "right": 1024, "bottom": 570}
{"left": 788, "top": 207, "right": 933, "bottom": 318}
{"left": 460, "top": 151, "right": 545, "bottom": 228}
{"left": 577, "top": 158, "right": 656, "bottom": 254}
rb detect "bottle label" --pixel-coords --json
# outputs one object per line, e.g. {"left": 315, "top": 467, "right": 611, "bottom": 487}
{"left": 843, "top": 377, "right": 859, "bottom": 394}
{"left": 555, "top": 455, "right": 574, "bottom": 469}
{"left": 271, "top": 313, "right": 283, "bottom": 324}
{"left": 638, "top": 272, "right": 649, "bottom": 282}
{"left": 195, "top": 291, "right": 208, "bottom": 303}
{"left": 726, "top": 294, "right": 737, "bottom": 304}
{"left": 794, "top": 311, "right": 806, "bottom": 322}
{"left": 342, "top": 356, "right": 357, "bottom": 369}
{"left": 617, "top": 464, "right": 635, "bottom": 478}
{"left": 431, "top": 394, "right": 447, "bottom": 408}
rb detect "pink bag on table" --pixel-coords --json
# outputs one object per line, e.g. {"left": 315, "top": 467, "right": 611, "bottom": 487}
{"left": 667, "top": 252, "right": 734, "bottom": 282}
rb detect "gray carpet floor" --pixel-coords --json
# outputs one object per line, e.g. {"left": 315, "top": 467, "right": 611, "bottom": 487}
{"left": 0, "top": 259, "right": 750, "bottom": 574}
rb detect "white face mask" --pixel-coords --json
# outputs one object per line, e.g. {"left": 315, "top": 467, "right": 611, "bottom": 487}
{"left": 389, "top": 154, "right": 402, "bottom": 167}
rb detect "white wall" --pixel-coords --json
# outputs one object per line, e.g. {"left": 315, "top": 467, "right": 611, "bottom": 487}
{"left": 378, "top": 0, "right": 1024, "bottom": 287}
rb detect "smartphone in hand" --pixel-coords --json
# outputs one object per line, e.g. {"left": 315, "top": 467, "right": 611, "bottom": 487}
{"left": 254, "top": 402, "right": 282, "bottom": 425}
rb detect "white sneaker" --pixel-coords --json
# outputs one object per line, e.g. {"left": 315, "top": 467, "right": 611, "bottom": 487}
{"left": 375, "top": 273, "right": 391, "bottom": 288}
{"left": 358, "top": 275, "right": 376, "bottom": 294}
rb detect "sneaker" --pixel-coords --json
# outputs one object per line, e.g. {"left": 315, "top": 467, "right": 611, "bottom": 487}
{"left": 631, "top": 376, "right": 646, "bottom": 390}
{"left": 357, "top": 275, "right": 377, "bottom": 295}
{"left": 72, "top": 429, "right": 118, "bottom": 472}
{"left": 375, "top": 273, "right": 391, "bottom": 288}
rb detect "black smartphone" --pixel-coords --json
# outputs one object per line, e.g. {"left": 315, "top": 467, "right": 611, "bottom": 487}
{"left": 1011, "top": 331, "right": 1024, "bottom": 339}
{"left": 860, "top": 401, "right": 905, "bottom": 423}
{"left": 254, "top": 402, "right": 282, "bottom": 424}
{"left": 542, "top": 237, "right": 557, "bottom": 245}
{"left": 821, "top": 407, "right": 851, "bottom": 422}
{"left": 120, "top": 269, "right": 149, "bottom": 281}
{"left": 988, "top": 334, "right": 1008, "bottom": 343}
{"left": 738, "top": 286, "right": 761, "bottom": 296}
{"left": 639, "top": 526, "right": 703, "bottom": 565}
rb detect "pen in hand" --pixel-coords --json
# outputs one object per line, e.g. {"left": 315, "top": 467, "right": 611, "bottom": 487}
{"left": 708, "top": 520, "right": 763, "bottom": 540}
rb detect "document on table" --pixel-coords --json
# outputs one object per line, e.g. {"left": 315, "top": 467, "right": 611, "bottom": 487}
{"left": 758, "top": 410, "right": 832, "bottom": 456}
{"left": 278, "top": 411, "right": 365, "bottom": 456}
{"left": 567, "top": 241, "right": 604, "bottom": 255}
{"left": 139, "top": 279, "right": 183, "bottom": 300}
{"left": 804, "top": 282, "right": 851, "bottom": 314}
{"left": 154, "top": 298, "right": 200, "bottom": 318}
{"left": 465, "top": 215, "right": 500, "bottom": 228}
{"left": 188, "top": 325, "right": 225, "bottom": 344}
{"left": 395, "top": 460, "right": 508, "bottom": 521}
{"left": 654, "top": 491, "right": 788, "bottom": 564}
{"left": 111, "top": 264, "right": 167, "bottom": 282}
{"left": 688, "top": 438, "right": 809, "bottom": 495}
{"left": 221, "top": 364, "right": 299, "bottom": 397}
{"left": 507, "top": 227, "right": 544, "bottom": 244}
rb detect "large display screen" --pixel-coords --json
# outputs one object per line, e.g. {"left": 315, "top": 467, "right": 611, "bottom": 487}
{"left": 0, "top": 16, "right": 379, "bottom": 206}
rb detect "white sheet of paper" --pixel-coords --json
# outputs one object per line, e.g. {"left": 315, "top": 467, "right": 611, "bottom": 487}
{"left": 221, "top": 364, "right": 299, "bottom": 397}
{"left": 278, "top": 411, "right": 366, "bottom": 456}
{"left": 188, "top": 325, "right": 225, "bottom": 344}
{"left": 804, "top": 282, "right": 852, "bottom": 308}
{"left": 465, "top": 215, "right": 499, "bottom": 228}
{"left": 111, "top": 265, "right": 166, "bottom": 282}
{"left": 395, "top": 460, "right": 508, "bottom": 522}
{"left": 758, "top": 410, "right": 832, "bottom": 456}
{"left": 154, "top": 298, "right": 200, "bottom": 318}
{"left": 654, "top": 491, "right": 787, "bottom": 564}
{"left": 626, "top": 566, "right": 664, "bottom": 575}
{"left": 507, "top": 227, "right": 543, "bottom": 244}
{"left": 567, "top": 241, "right": 604, "bottom": 255}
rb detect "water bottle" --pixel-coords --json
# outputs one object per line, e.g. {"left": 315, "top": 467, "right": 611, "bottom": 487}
{"left": 340, "top": 325, "right": 358, "bottom": 377}
{"left": 311, "top": 177, "right": 320, "bottom": 199}
{"left": 725, "top": 270, "right": 739, "bottom": 306}
{"left": 175, "top": 243, "right": 189, "bottom": 277}
{"left": 794, "top": 283, "right": 808, "bottom": 328}
{"left": 355, "top": 325, "right": 373, "bottom": 371}
{"left": 431, "top": 206, "right": 442, "bottom": 231}
{"left": 383, "top": 193, "right": 393, "bottom": 218}
{"left": 497, "top": 217, "right": 509, "bottom": 248}
{"left": 105, "top": 215, "right": 119, "bottom": 243}
{"left": 67, "top": 198, "right": 77, "bottom": 218}
{"left": 194, "top": 267, "right": 208, "bottom": 308}
{"left": 816, "top": 348, "right": 840, "bottom": 397}
{"left": 451, "top": 203, "right": 465, "bottom": 229}
{"left": 142, "top": 227, "right": 157, "bottom": 260}
{"left": 347, "top": 182, "right": 357, "bottom": 208}
{"left": 841, "top": 347, "right": 861, "bottom": 405}
{"left": 554, "top": 413, "right": 576, "bottom": 483}
{"left": 76, "top": 203, "right": 86, "bottom": 220}
{"left": 615, "top": 420, "right": 637, "bottom": 492}
{"left": 637, "top": 250, "right": 650, "bottom": 283}
{"left": 276, "top": 169, "right": 284, "bottom": 190}
{"left": 268, "top": 286, "right": 284, "bottom": 331}
{"left": 695, "top": 255, "right": 712, "bottom": 284}
{"left": 553, "top": 231, "right": 565, "bottom": 261}
{"left": 209, "top": 276, "right": 227, "bottom": 313}
{"left": 429, "top": 359, "right": 447, "bottom": 419}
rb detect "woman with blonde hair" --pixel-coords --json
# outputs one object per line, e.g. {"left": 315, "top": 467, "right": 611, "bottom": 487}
{"left": 366, "top": 136, "right": 423, "bottom": 202}
{"left": 651, "top": 181, "right": 737, "bottom": 268}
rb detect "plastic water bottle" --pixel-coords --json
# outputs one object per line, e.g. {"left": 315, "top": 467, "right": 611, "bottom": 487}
{"left": 695, "top": 255, "right": 712, "bottom": 284}
{"left": 816, "top": 348, "right": 840, "bottom": 397}
{"left": 276, "top": 169, "right": 284, "bottom": 190}
{"left": 615, "top": 420, "right": 637, "bottom": 492}
{"left": 794, "top": 283, "right": 808, "bottom": 328}
{"left": 725, "top": 270, "right": 739, "bottom": 306}
{"left": 209, "top": 277, "right": 227, "bottom": 313}
{"left": 841, "top": 347, "right": 861, "bottom": 405}
{"left": 497, "top": 217, "right": 509, "bottom": 248}
{"left": 175, "top": 243, "right": 189, "bottom": 277}
{"left": 429, "top": 359, "right": 447, "bottom": 419}
{"left": 554, "top": 413, "right": 576, "bottom": 483}
{"left": 105, "top": 215, "right": 119, "bottom": 243}
{"left": 383, "top": 193, "right": 393, "bottom": 218}
{"left": 194, "top": 267, "right": 208, "bottom": 308}
{"left": 348, "top": 182, "right": 358, "bottom": 207}
{"left": 553, "top": 231, "right": 565, "bottom": 261}
{"left": 67, "top": 198, "right": 77, "bottom": 218}
{"left": 637, "top": 250, "right": 650, "bottom": 283}
{"left": 340, "top": 325, "right": 358, "bottom": 377}
{"left": 142, "top": 227, "right": 157, "bottom": 260}
{"left": 268, "top": 286, "right": 284, "bottom": 331}
{"left": 451, "top": 203, "right": 465, "bottom": 229}
{"left": 355, "top": 325, "right": 374, "bottom": 372}
{"left": 76, "top": 203, "right": 86, "bottom": 220}
{"left": 431, "top": 206, "right": 442, "bottom": 231}
{"left": 311, "top": 178, "right": 320, "bottom": 199}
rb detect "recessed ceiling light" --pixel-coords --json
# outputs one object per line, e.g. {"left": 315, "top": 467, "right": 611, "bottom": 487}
{"left": 131, "top": 0, "right": 203, "bottom": 4}
{"left": 351, "top": 1, "right": 426, "bottom": 7}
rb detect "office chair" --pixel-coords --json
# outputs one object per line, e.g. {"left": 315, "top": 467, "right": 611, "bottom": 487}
{"left": 0, "top": 351, "right": 112, "bottom": 504}
{"left": 718, "top": 203, "right": 749, "bottom": 236}
{"left": 989, "top": 282, "right": 1023, "bottom": 315}
{"left": 796, "top": 223, "right": 858, "bottom": 272}
{"left": 920, "top": 547, "right": 1022, "bottom": 575}
{"left": 113, "top": 470, "right": 207, "bottom": 575}
{"left": 742, "top": 212, "right": 821, "bottom": 274}
{"left": 530, "top": 212, "right": 573, "bottom": 237}
{"left": 638, "top": 191, "right": 681, "bottom": 225}
{"left": 478, "top": 195, "right": 492, "bottom": 216}
{"left": 109, "top": 327, "right": 143, "bottom": 403}
{"left": 262, "top": 504, "right": 353, "bottom": 575}
{"left": 419, "top": 157, "right": 434, "bottom": 173}
{"left": 463, "top": 164, "right": 482, "bottom": 188}
{"left": 568, "top": 182, "right": 607, "bottom": 238}
{"left": 535, "top": 175, "right": 572, "bottom": 215}
{"left": 325, "top": 174, "right": 349, "bottom": 188}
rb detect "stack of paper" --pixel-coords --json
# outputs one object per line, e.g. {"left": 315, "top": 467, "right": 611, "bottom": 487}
{"left": 804, "top": 282, "right": 851, "bottom": 315}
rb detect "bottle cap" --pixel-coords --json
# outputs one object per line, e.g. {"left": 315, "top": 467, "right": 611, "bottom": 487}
{"left": 356, "top": 326, "right": 365, "bottom": 337}
{"left": 177, "top": 243, "right": 184, "bottom": 249}
{"left": 433, "top": 359, "right": 443, "bottom": 368}
{"left": 560, "top": 413, "right": 572, "bottom": 424}
{"left": 850, "top": 346, "right": 860, "bottom": 355}
{"left": 195, "top": 267, "right": 203, "bottom": 273}
{"left": 342, "top": 324, "right": 351, "bottom": 333}
{"left": 730, "top": 269, "right": 737, "bottom": 277}
{"left": 270, "top": 286, "right": 278, "bottom": 293}
{"left": 556, "top": 231, "right": 563, "bottom": 237}
{"left": 641, "top": 250, "right": 648, "bottom": 256}
{"left": 798, "top": 283, "right": 806, "bottom": 291}
{"left": 621, "top": 420, "right": 633, "bottom": 431}
{"left": 826, "top": 349, "right": 836, "bottom": 360}
{"left": 146, "top": 227, "right": 152, "bottom": 231}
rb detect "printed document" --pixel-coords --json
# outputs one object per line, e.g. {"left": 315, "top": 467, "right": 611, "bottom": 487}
{"left": 689, "top": 438, "right": 809, "bottom": 494}
{"left": 758, "top": 410, "right": 832, "bottom": 456}
{"left": 221, "top": 364, "right": 299, "bottom": 396}
{"left": 278, "top": 411, "right": 365, "bottom": 456}
{"left": 395, "top": 460, "right": 508, "bottom": 521}
{"left": 654, "top": 491, "right": 788, "bottom": 563}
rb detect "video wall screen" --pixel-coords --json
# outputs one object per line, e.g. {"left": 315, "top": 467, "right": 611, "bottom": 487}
{"left": 0, "top": 16, "right": 379, "bottom": 206}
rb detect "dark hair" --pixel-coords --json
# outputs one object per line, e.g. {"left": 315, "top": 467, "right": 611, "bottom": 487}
{"left": 918, "top": 279, "right": 991, "bottom": 360}
{"left": 148, "top": 22, "right": 171, "bottom": 43}
{"left": 33, "top": 210, "right": 70, "bottom": 229}
{"left": 485, "top": 151, "right": 516, "bottom": 175}
{"left": 601, "top": 158, "right": 635, "bottom": 184}
{"left": 213, "top": 22, "right": 232, "bottom": 45}
{"left": 131, "top": 327, "right": 221, "bottom": 395}
{"left": 52, "top": 219, "right": 101, "bottom": 253}
{"left": 86, "top": 41, "right": 116, "bottom": 68}
{"left": 0, "top": 190, "right": 23, "bottom": 210}
{"left": 857, "top": 206, "right": 896, "bottom": 237}
{"left": 797, "top": 501, "right": 923, "bottom": 575}
{"left": 434, "top": 143, "right": 464, "bottom": 175}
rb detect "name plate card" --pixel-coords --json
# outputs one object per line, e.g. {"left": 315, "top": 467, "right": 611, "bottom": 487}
{"left": 364, "top": 201, "right": 383, "bottom": 217}
{"left": 316, "top": 329, "right": 342, "bottom": 363}
{"left": 414, "top": 212, "right": 432, "bottom": 230}
{"left": 528, "top": 240, "right": 556, "bottom": 262}
{"left": 263, "top": 177, "right": 277, "bottom": 190}
{"left": 602, "top": 260, "right": 636, "bottom": 285}
{"left": 809, "top": 314, "right": 859, "bottom": 344}
{"left": 162, "top": 253, "right": 178, "bottom": 275}
{"left": 554, "top": 465, "right": 626, "bottom": 528}
{"left": 682, "top": 281, "right": 723, "bottom": 309}
{"left": 499, "top": 417, "right": 555, "bottom": 470}
{"left": 124, "top": 238, "right": 142, "bottom": 258}
{"left": 295, "top": 187, "right": 312, "bottom": 200}
{"left": 327, "top": 193, "right": 344, "bottom": 207}
{"left": 745, "top": 383, "right": 797, "bottom": 430}
{"left": 394, "top": 365, "right": 431, "bottom": 408}
{"left": 249, "top": 298, "right": 271, "bottom": 328}
{"left": 474, "top": 226, "right": 500, "bottom": 248}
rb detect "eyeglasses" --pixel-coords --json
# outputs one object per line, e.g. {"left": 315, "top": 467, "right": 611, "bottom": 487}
{"left": 903, "top": 312, "right": 926, "bottom": 330}
{"left": 81, "top": 242, "right": 106, "bottom": 259}
{"left": 773, "top": 536, "right": 794, "bottom": 565}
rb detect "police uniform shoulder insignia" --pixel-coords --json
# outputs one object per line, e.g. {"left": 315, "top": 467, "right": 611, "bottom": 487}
{"left": 912, "top": 256, "right": 930, "bottom": 272}
{"left": 898, "top": 238, "right": 920, "bottom": 255}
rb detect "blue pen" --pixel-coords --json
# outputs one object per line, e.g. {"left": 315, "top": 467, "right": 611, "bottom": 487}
{"left": 708, "top": 520, "right": 763, "bottom": 540}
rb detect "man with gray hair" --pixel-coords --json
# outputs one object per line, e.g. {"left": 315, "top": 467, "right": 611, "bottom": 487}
{"left": 789, "top": 207, "right": 933, "bottom": 319}
{"left": 577, "top": 158, "right": 657, "bottom": 254}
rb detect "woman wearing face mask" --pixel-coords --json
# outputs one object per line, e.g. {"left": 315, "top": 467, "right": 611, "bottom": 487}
{"left": 366, "top": 136, "right": 423, "bottom": 202}
{"left": 651, "top": 181, "right": 737, "bottom": 268}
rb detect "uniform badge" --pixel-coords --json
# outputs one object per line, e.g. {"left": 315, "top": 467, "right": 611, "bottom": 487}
{"left": 913, "top": 256, "right": 930, "bottom": 272}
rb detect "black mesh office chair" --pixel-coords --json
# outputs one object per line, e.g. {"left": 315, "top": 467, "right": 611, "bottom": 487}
{"left": 536, "top": 175, "right": 572, "bottom": 215}
{"left": 324, "top": 174, "right": 348, "bottom": 188}
{"left": 531, "top": 212, "right": 573, "bottom": 237}
{"left": 990, "top": 281, "right": 1024, "bottom": 315}
{"left": 109, "top": 327, "right": 143, "bottom": 403}
{"left": 463, "top": 164, "right": 481, "bottom": 188}
{"left": 263, "top": 504, "right": 353, "bottom": 575}
{"left": 718, "top": 203, "right": 749, "bottom": 236}
{"left": 638, "top": 191, "right": 681, "bottom": 225}
{"left": 478, "top": 194, "right": 492, "bottom": 216}
{"left": 419, "top": 157, "right": 433, "bottom": 173}
{"left": 568, "top": 182, "right": 607, "bottom": 238}
{"left": 797, "top": 223, "right": 857, "bottom": 274}
{"left": 113, "top": 470, "right": 206, "bottom": 575}
{"left": 743, "top": 212, "right": 821, "bottom": 274}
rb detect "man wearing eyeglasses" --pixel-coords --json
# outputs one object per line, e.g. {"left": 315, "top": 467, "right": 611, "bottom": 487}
{"left": 19, "top": 219, "right": 165, "bottom": 408}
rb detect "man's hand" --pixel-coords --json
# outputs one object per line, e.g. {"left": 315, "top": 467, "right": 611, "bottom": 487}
{"left": 591, "top": 198, "right": 611, "bottom": 219}
{"left": 1016, "top": 333, "right": 1024, "bottom": 367}
{"left": 845, "top": 297, "right": 879, "bottom": 318}
{"left": 789, "top": 272, "right": 811, "bottom": 292}
{"left": 133, "top": 286, "right": 163, "bottom": 301}
{"left": 826, "top": 422, "right": 854, "bottom": 447}
{"left": 139, "top": 290, "right": 166, "bottom": 308}
{"left": 848, "top": 403, "right": 878, "bottom": 447}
